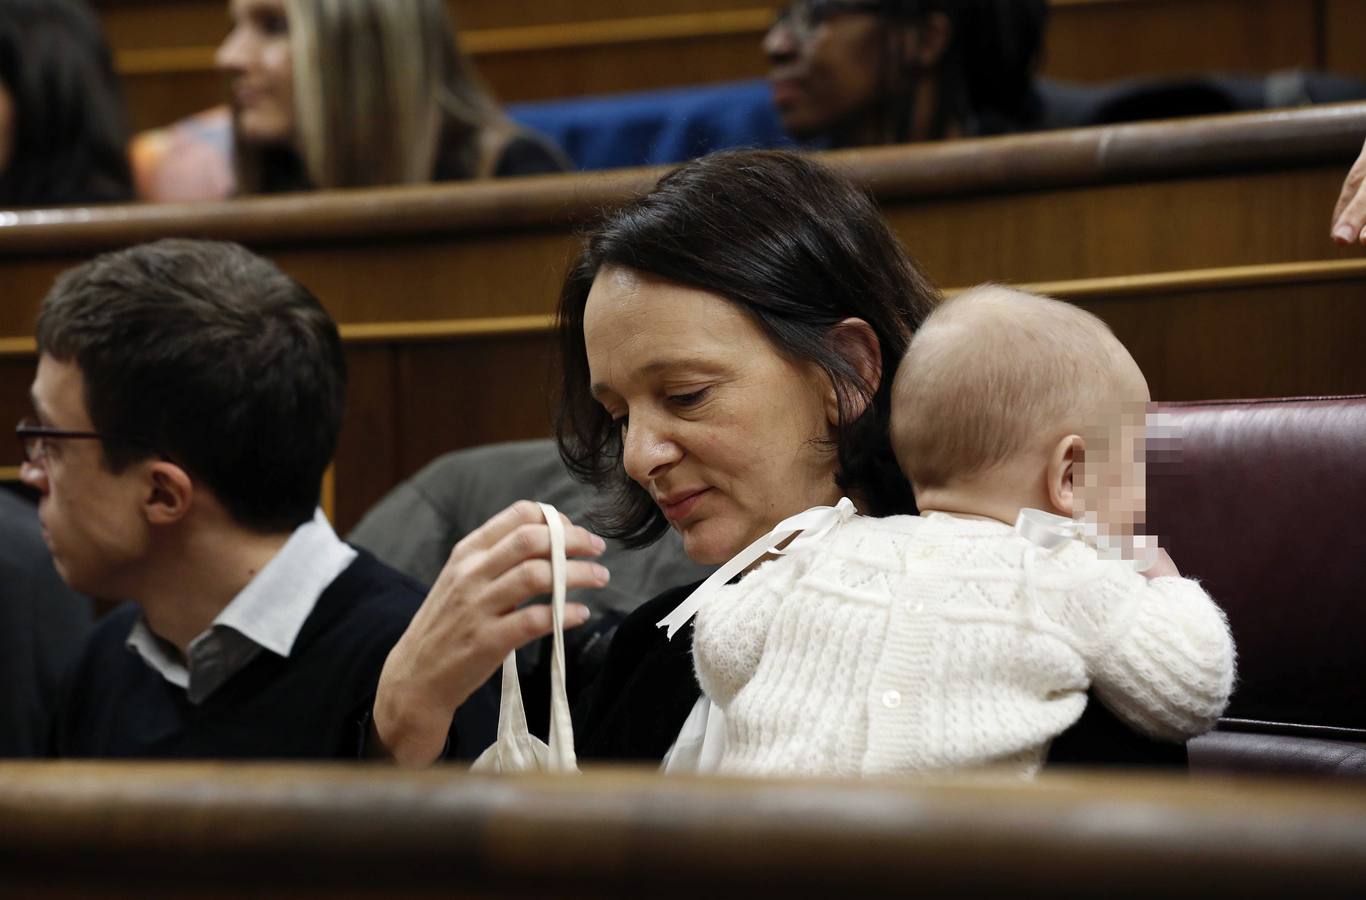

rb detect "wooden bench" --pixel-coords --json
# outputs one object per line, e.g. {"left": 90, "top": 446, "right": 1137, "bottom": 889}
{"left": 0, "top": 762, "right": 1363, "bottom": 898}
{"left": 3, "top": 106, "right": 1364, "bottom": 527}
{"left": 94, "top": 0, "right": 1366, "bottom": 133}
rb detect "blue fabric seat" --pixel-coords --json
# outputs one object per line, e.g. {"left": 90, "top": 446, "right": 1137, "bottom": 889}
{"left": 509, "top": 79, "right": 795, "bottom": 171}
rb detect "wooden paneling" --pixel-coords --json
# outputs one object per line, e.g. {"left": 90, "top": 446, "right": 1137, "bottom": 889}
{"left": 121, "top": 68, "right": 226, "bottom": 135}
{"left": 2, "top": 762, "right": 1366, "bottom": 898}
{"left": 334, "top": 345, "right": 400, "bottom": 531}
{"left": 98, "top": 0, "right": 1339, "bottom": 133}
{"left": 1044, "top": 0, "right": 1320, "bottom": 83}
{"left": 889, "top": 166, "right": 1355, "bottom": 288}
{"left": 1042, "top": 260, "right": 1366, "bottom": 402}
{"left": 7, "top": 105, "right": 1365, "bottom": 312}
{"left": 449, "top": 0, "right": 777, "bottom": 31}
{"left": 1324, "top": 0, "right": 1366, "bottom": 82}
{"left": 472, "top": 27, "right": 772, "bottom": 104}
{"left": 5, "top": 108, "right": 1365, "bottom": 529}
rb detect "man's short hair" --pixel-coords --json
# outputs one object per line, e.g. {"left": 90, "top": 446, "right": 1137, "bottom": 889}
{"left": 36, "top": 239, "right": 346, "bottom": 532}
{"left": 892, "top": 284, "right": 1143, "bottom": 490}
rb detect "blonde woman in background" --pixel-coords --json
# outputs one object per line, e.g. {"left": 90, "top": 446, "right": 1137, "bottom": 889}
{"left": 216, "top": 0, "right": 567, "bottom": 194}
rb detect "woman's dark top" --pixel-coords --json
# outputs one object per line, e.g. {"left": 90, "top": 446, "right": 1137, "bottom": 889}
{"left": 486, "top": 132, "right": 570, "bottom": 178}
{"left": 259, "top": 128, "right": 569, "bottom": 193}
{"left": 574, "top": 583, "right": 1188, "bottom": 768}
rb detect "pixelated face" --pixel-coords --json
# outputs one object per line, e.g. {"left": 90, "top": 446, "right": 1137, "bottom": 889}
{"left": 1073, "top": 400, "right": 1188, "bottom": 567}
{"left": 1074, "top": 399, "right": 1152, "bottom": 555}
{"left": 583, "top": 266, "right": 840, "bottom": 565}
{"left": 217, "top": 0, "right": 296, "bottom": 146}
{"left": 20, "top": 356, "right": 152, "bottom": 597}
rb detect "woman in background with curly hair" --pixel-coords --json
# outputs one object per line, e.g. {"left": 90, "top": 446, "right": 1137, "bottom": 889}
{"left": 764, "top": 0, "right": 1049, "bottom": 147}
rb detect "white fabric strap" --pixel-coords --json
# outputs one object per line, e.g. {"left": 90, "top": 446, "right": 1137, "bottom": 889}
{"left": 1014, "top": 507, "right": 1157, "bottom": 572}
{"left": 656, "top": 497, "right": 858, "bottom": 640}
{"left": 540, "top": 501, "right": 577, "bottom": 769}
{"left": 471, "top": 502, "right": 578, "bottom": 773}
{"left": 1014, "top": 508, "right": 1082, "bottom": 550}
{"left": 661, "top": 696, "right": 728, "bottom": 774}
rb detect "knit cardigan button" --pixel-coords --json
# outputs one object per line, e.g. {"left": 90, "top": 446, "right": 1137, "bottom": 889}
{"left": 881, "top": 689, "right": 902, "bottom": 709}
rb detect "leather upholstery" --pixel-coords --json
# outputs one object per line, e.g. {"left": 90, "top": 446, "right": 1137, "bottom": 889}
{"left": 1189, "top": 731, "right": 1366, "bottom": 778}
{"left": 1148, "top": 396, "right": 1366, "bottom": 776}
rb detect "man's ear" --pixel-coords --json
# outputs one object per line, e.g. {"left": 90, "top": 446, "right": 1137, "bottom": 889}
{"left": 824, "top": 317, "right": 883, "bottom": 427}
{"left": 1047, "top": 435, "right": 1082, "bottom": 517}
{"left": 143, "top": 460, "right": 194, "bottom": 526}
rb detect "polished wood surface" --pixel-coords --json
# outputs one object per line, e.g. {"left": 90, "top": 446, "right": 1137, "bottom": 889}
{"left": 4, "top": 107, "right": 1364, "bottom": 527}
{"left": 1044, "top": 0, "right": 1318, "bottom": 84}
{"left": 0, "top": 762, "right": 1363, "bottom": 898}
{"left": 1325, "top": 0, "right": 1366, "bottom": 82}
{"left": 96, "top": 0, "right": 1341, "bottom": 133}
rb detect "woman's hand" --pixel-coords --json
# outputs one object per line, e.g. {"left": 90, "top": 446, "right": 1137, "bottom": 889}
{"left": 1331, "top": 137, "right": 1366, "bottom": 246}
{"left": 371, "top": 500, "right": 610, "bottom": 765}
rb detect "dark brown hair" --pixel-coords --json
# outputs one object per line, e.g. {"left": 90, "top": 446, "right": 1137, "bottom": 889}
{"left": 556, "top": 150, "right": 940, "bottom": 547}
{"left": 838, "top": 0, "right": 1049, "bottom": 144}
{"left": 37, "top": 239, "right": 345, "bottom": 533}
{"left": 0, "top": 0, "right": 132, "bottom": 206}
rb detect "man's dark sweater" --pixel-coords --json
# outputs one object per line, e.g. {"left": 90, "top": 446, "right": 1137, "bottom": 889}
{"left": 54, "top": 550, "right": 497, "bottom": 760}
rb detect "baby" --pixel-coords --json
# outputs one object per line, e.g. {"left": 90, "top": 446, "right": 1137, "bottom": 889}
{"left": 689, "top": 285, "right": 1236, "bottom": 777}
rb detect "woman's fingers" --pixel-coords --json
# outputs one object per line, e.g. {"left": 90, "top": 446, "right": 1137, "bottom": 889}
{"left": 490, "top": 602, "right": 593, "bottom": 654}
{"left": 449, "top": 499, "right": 550, "bottom": 556}
{"left": 371, "top": 501, "right": 607, "bottom": 764}
{"left": 480, "top": 558, "right": 610, "bottom": 615}
{"left": 468, "top": 519, "right": 606, "bottom": 586}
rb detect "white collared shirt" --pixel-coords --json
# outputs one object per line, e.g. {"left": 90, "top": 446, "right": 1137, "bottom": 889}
{"left": 125, "top": 509, "right": 358, "bottom": 704}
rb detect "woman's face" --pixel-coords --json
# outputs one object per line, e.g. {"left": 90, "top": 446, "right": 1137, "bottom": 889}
{"left": 216, "top": 0, "right": 296, "bottom": 145}
{"left": 764, "top": 2, "right": 888, "bottom": 139}
{"left": 583, "top": 267, "right": 843, "bottom": 565}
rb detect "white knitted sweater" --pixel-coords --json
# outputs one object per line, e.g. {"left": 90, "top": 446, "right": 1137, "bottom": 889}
{"left": 691, "top": 512, "right": 1236, "bottom": 777}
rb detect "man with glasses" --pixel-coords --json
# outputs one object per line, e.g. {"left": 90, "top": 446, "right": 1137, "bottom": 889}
{"left": 20, "top": 238, "right": 494, "bottom": 758}
{"left": 764, "top": 0, "right": 1047, "bottom": 146}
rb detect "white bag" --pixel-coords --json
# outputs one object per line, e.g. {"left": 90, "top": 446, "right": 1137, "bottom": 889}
{"left": 471, "top": 502, "right": 579, "bottom": 773}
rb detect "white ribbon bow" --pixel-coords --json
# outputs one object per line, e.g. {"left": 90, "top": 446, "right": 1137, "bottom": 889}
{"left": 1014, "top": 507, "right": 1156, "bottom": 572}
{"left": 656, "top": 497, "right": 858, "bottom": 640}
{"left": 1014, "top": 508, "right": 1083, "bottom": 550}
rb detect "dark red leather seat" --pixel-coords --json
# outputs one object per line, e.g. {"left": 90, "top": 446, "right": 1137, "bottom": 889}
{"left": 1147, "top": 395, "right": 1366, "bottom": 777}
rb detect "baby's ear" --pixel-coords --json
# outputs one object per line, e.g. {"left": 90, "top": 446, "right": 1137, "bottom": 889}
{"left": 1047, "top": 435, "right": 1082, "bottom": 516}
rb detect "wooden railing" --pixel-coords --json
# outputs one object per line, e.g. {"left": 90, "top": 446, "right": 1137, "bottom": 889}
{"left": 92, "top": 0, "right": 1366, "bottom": 133}
{"left": 0, "top": 762, "right": 1364, "bottom": 898}
{"left": 4, "top": 106, "right": 1365, "bottom": 528}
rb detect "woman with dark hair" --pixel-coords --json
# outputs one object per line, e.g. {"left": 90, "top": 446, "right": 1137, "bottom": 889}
{"left": 372, "top": 149, "right": 1184, "bottom": 770}
{"left": 764, "top": 0, "right": 1049, "bottom": 147}
{"left": 0, "top": 0, "right": 133, "bottom": 207}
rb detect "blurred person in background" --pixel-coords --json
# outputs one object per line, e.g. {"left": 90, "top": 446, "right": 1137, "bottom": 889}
{"left": 0, "top": 488, "right": 92, "bottom": 758}
{"left": 216, "top": 0, "right": 567, "bottom": 195}
{"left": 763, "top": 0, "right": 1048, "bottom": 148}
{"left": 0, "top": 0, "right": 133, "bottom": 207}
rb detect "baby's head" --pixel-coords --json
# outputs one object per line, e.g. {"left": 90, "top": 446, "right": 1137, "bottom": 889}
{"left": 891, "top": 285, "right": 1151, "bottom": 541}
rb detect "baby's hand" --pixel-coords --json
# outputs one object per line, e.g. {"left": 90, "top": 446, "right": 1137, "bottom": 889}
{"left": 1142, "top": 546, "right": 1181, "bottom": 579}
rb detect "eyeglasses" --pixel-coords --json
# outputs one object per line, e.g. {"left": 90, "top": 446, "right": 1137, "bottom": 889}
{"left": 15, "top": 417, "right": 144, "bottom": 465}
{"left": 772, "top": 0, "right": 887, "bottom": 41}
